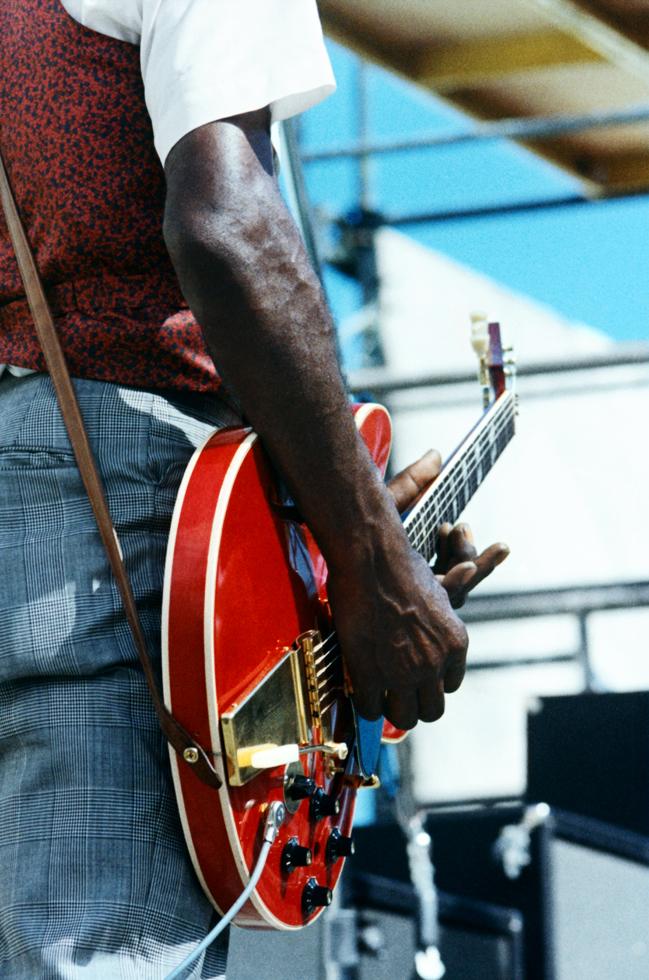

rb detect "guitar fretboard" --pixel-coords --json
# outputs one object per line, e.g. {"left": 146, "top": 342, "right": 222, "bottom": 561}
{"left": 402, "top": 391, "right": 516, "bottom": 565}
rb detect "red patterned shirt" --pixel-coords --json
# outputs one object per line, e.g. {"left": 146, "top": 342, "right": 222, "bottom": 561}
{"left": 0, "top": 0, "right": 333, "bottom": 391}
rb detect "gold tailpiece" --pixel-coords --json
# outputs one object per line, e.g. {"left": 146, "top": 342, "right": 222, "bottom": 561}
{"left": 220, "top": 630, "right": 335, "bottom": 787}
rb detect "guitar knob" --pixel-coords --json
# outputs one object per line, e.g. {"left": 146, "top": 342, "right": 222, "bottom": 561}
{"left": 285, "top": 774, "right": 316, "bottom": 802}
{"left": 310, "top": 787, "right": 341, "bottom": 821}
{"left": 326, "top": 828, "right": 355, "bottom": 863}
{"left": 302, "top": 877, "right": 333, "bottom": 915}
{"left": 281, "top": 837, "right": 313, "bottom": 874}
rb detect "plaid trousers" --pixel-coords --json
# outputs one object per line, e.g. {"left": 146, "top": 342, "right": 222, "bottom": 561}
{"left": 0, "top": 373, "right": 238, "bottom": 979}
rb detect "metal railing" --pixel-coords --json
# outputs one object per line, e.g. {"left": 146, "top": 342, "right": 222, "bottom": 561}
{"left": 348, "top": 343, "right": 649, "bottom": 398}
{"left": 462, "top": 580, "right": 649, "bottom": 692}
{"left": 301, "top": 103, "right": 649, "bottom": 163}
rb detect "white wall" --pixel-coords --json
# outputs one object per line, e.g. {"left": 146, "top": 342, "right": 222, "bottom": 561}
{"left": 362, "top": 228, "right": 649, "bottom": 801}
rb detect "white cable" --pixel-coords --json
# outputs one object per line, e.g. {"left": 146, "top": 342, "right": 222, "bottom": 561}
{"left": 164, "top": 801, "right": 286, "bottom": 980}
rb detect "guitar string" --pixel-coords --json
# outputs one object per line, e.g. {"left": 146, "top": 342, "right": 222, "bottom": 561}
{"left": 309, "top": 401, "right": 514, "bottom": 659}
{"left": 406, "top": 416, "right": 513, "bottom": 554}
{"left": 316, "top": 659, "right": 340, "bottom": 680}
{"left": 317, "top": 651, "right": 341, "bottom": 691}
{"left": 406, "top": 404, "right": 514, "bottom": 553}
{"left": 318, "top": 695, "right": 341, "bottom": 718}
{"left": 310, "top": 409, "right": 515, "bottom": 690}
{"left": 408, "top": 420, "right": 514, "bottom": 553}
{"left": 405, "top": 397, "right": 514, "bottom": 537}
{"left": 408, "top": 424, "right": 514, "bottom": 558}
{"left": 318, "top": 683, "right": 341, "bottom": 707}
{"left": 316, "top": 668, "right": 340, "bottom": 693}
{"left": 314, "top": 643, "right": 339, "bottom": 665}
{"left": 403, "top": 399, "right": 513, "bottom": 535}
{"left": 313, "top": 650, "right": 341, "bottom": 679}
{"left": 309, "top": 401, "right": 516, "bottom": 704}
{"left": 316, "top": 648, "right": 341, "bottom": 687}
{"left": 412, "top": 405, "right": 514, "bottom": 525}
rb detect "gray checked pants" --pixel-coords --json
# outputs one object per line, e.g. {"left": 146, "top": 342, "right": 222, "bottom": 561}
{"left": 0, "top": 373, "right": 238, "bottom": 978}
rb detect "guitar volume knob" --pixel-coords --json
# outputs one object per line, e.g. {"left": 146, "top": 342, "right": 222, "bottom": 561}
{"left": 285, "top": 774, "right": 316, "bottom": 802}
{"left": 281, "top": 837, "right": 313, "bottom": 874}
{"left": 302, "top": 877, "right": 333, "bottom": 915}
{"left": 310, "top": 787, "right": 340, "bottom": 821}
{"left": 326, "top": 828, "right": 355, "bottom": 863}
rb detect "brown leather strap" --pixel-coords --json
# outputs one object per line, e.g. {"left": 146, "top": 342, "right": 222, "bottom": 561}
{"left": 0, "top": 149, "right": 221, "bottom": 790}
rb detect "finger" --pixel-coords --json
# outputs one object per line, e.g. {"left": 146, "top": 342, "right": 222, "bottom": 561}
{"left": 471, "top": 542, "right": 510, "bottom": 584}
{"left": 387, "top": 449, "right": 442, "bottom": 514}
{"left": 433, "top": 523, "right": 453, "bottom": 573}
{"left": 444, "top": 658, "right": 466, "bottom": 694}
{"left": 443, "top": 615, "right": 469, "bottom": 693}
{"left": 437, "top": 560, "right": 477, "bottom": 608}
{"left": 417, "top": 681, "right": 445, "bottom": 723}
{"left": 445, "top": 523, "right": 478, "bottom": 566}
{"left": 450, "top": 542, "right": 510, "bottom": 602}
{"left": 384, "top": 688, "right": 419, "bottom": 731}
{"left": 352, "top": 683, "right": 385, "bottom": 722}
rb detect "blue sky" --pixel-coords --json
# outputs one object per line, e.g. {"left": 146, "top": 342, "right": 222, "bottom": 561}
{"left": 299, "top": 40, "right": 649, "bottom": 346}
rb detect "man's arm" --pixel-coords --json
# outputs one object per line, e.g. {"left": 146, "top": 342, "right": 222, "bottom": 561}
{"left": 163, "top": 109, "right": 468, "bottom": 731}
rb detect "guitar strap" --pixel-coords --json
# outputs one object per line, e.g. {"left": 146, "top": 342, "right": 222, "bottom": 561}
{"left": 0, "top": 148, "right": 222, "bottom": 791}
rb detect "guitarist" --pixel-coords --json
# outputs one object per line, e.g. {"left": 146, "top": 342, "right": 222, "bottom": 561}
{"left": 0, "top": 1, "right": 507, "bottom": 977}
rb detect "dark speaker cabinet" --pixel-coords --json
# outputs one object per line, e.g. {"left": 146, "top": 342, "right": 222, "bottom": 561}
{"left": 352, "top": 805, "right": 649, "bottom": 980}
{"left": 527, "top": 691, "right": 649, "bottom": 836}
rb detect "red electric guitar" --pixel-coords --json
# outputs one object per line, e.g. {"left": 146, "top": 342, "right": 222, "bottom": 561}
{"left": 161, "top": 320, "right": 516, "bottom": 930}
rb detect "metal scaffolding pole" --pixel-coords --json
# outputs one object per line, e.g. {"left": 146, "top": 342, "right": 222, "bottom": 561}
{"left": 348, "top": 342, "right": 649, "bottom": 397}
{"left": 302, "top": 103, "right": 649, "bottom": 162}
{"left": 384, "top": 191, "right": 646, "bottom": 226}
{"left": 458, "top": 580, "right": 649, "bottom": 624}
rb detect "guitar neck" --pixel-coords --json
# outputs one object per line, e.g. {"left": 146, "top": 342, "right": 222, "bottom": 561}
{"left": 402, "top": 391, "right": 516, "bottom": 565}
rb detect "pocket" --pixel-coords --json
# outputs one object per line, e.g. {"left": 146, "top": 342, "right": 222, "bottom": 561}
{"left": 0, "top": 445, "right": 76, "bottom": 469}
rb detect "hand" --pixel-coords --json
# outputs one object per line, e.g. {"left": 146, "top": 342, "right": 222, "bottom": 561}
{"left": 327, "top": 530, "right": 468, "bottom": 731}
{"left": 434, "top": 523, "right": 509, "bottom": 609}
{"left": 388, "top": 450, "right": 509, "bottom": 609}
{"left": 326, "top": 445, "right": 469, "bottom": 732}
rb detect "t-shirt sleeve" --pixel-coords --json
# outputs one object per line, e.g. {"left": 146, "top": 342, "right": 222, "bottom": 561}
{"left": 141, "top": 0, "right": 336, "bottom": 168}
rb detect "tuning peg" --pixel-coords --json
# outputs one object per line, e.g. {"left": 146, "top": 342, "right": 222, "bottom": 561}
{"left": 470, "top": 312, "right": 489, "bottom": 358}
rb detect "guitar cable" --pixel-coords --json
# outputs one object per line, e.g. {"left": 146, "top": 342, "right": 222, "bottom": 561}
{"left": 164, "top": 801, "right": 286, "bottom": 980}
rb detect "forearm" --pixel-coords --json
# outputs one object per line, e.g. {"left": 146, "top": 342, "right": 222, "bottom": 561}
{"left": 163, "top": 117, "right": 470, "bottom": 728}
{"left": 163, "top": 124, "right": 405, "bottom": 570}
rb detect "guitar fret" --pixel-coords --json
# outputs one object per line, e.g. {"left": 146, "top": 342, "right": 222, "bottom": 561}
{"left": 405, "top": 394, "right": 515, "bottom": 564}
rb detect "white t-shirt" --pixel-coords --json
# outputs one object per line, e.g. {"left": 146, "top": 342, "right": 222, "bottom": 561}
{"left": 1, "top": 1, "right": 335, "bottom": 378}
{"left": 59, "top": 0, "right": 335, "bottom": 166}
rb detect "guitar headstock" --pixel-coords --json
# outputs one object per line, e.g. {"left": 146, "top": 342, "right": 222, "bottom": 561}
{"left": 470, "top": 313, "right": 516, "bottom": 408}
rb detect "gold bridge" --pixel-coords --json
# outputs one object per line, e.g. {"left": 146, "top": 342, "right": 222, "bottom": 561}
{"left": 220, "top": 630, "right": 336, "bottom": 787}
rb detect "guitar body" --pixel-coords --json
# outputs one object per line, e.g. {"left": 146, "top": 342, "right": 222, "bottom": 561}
{"left": 162, "top": 403, "right": 392, "bottom": 929}
{"left": 162, "top": 319, "right": 516, "bottom": 932}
